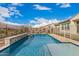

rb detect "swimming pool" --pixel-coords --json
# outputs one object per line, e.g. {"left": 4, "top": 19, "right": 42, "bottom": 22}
{"left": 0, "top": 34, "right": 60, "bottom": 56}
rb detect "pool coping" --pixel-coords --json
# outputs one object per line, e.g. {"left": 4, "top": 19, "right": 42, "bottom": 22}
{"left": 49, "top": 34, "right": 79, "bottom": 46}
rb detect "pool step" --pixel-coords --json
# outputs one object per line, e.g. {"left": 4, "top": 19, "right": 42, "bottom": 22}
{"left": 47, "top": 43, "right": 79, "bottom": 56}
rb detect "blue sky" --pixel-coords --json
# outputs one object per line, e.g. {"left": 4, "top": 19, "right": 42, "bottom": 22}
{"left": 0, "top": 3, "right": 79, "bottom": 27}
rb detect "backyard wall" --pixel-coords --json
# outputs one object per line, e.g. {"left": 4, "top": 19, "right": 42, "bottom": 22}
{"left": 0, "top": 33, "right": 28, "bottom": 51}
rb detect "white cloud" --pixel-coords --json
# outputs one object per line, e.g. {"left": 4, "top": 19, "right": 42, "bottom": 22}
{"left": 8, "top": 7, "right": 22, "bottom": 16}
{"left": 60, "top": 3, "right": 70, "bottom": 8}
{"left": 0, "top": 6, "right": 22, "bottom": 18}
{"left": 0, "top": 17, "right": 23, "bottom": 27}
{"left": 33, "top": 4, "right": 52, "bottom": 10}
{"left": 0, "top": 6, "right": 11, "bottom": 17}
{"left": 56, "top": 3, "right": 71, "bottom": 8}
{"left": 0, "top": 16, "right": 6, "bottom": 22}
{"left": 0, "top": 18, "right": 23, "bottom": 27}
{"left": 56, "top": 3, "right": 61, "bottom": 5}
{"left": 30, "top": 18, "right": 60, "bottom": 28}
{"left": 0, "top": 5, "right": 22, "bottom": 26}
{"left": 3, "top": 21, "right": 23, "bottom": 26}
{"left": 64, "top": 16, "right": 72, "bottom": 21}
{"left": 8, "top": 7, "right": 16, "bottom": 11}
{"left": 11, "top": 3, "right": 24, "bottom": 6}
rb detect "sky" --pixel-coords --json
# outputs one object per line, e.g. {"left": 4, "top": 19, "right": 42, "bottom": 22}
{"left": 0, "top": 3, "right": 79, "bottom": 27}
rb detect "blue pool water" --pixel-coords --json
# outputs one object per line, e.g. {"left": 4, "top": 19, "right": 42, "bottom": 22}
{"left": 0, "top": 34, "right": 60, "bottom": 56}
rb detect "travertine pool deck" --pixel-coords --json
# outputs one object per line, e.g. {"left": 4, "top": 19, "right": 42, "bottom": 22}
{"left": 47, "top": 43, "right": 79, "bottom": 56}
{"left": 49, "top": 34, "right": 79, "bottom": 45}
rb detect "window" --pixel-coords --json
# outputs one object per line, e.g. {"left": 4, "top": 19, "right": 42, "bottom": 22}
{"left": 62, "top": 24, "right": 64, "bottom": 30}
{"left": 66, "top": 23, "right": 70, "bottom": 30}
{"left": 62, "top": 23, "right": 70, "bottom": 30}
{"left": 77, "top": 21, "right": 79, "bottom": 33}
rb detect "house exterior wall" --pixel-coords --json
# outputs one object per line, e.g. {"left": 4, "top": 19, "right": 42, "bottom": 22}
{"left": 58, "top": 21, "right": 77, "bottom": 34}
{"left": 70, "top": 21, "right": 77, "bottom": 34}
{"left": 69, "top": 14, "right": 79, "bottom": 34}
{"left": 58, "top": 22, "right": 70, "bottom": 34}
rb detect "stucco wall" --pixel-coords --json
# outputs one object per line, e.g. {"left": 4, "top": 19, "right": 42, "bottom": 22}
{"left": 70, "top": 20, "right": 77, "bottom": 34}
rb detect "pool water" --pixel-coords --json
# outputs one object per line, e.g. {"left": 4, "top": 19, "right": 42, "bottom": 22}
{"left": 0, "top": 34, "right": 60, "bottom": 56}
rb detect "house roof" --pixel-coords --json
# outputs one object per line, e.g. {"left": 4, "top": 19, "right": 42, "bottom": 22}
{"left": 54, "top": 13, "right": 79, "bottom": 25}
{"left": 33, "top": 13, "right": 79, "bottom": 28}
{"left": 71, "top": 14, "right": 79, "bottom": 21}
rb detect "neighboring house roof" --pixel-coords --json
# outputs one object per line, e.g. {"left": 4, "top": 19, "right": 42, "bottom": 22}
{"left": 71, "top": 14, "right": 79, "bottom": 21}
